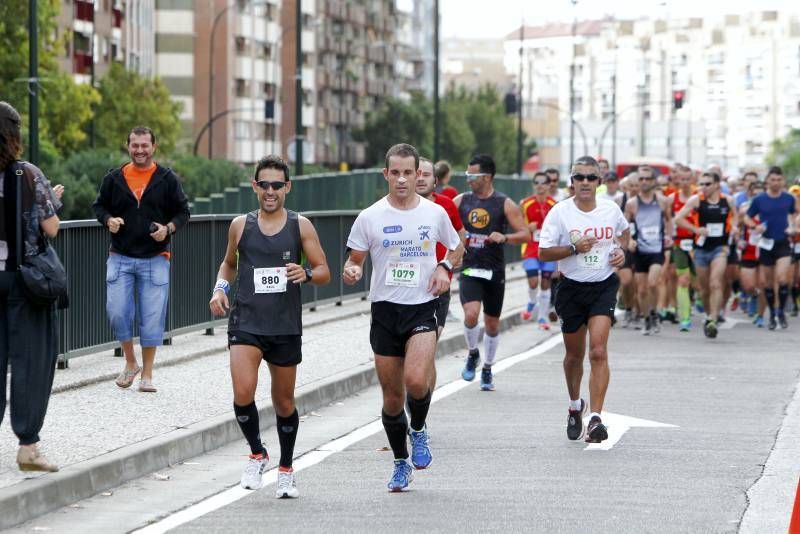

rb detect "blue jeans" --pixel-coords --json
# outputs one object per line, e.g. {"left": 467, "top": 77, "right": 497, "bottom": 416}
{"left": 106, "top": 254, "right": 170, "bottom": 347}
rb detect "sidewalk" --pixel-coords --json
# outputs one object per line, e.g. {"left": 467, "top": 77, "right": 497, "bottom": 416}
{"left": 0, "top": 264, "right": 554, "bottom": 528}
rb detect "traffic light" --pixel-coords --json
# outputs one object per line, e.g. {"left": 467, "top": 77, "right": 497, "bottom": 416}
{"left": 504, "top": 92, "right": 518, "bottom": 114}
{"left": 672, "top": 90, "right": 685, "bottom": 110}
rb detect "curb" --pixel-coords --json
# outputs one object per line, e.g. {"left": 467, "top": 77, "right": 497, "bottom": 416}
{"left": 0, "top": 302, "right": 545, "bottom": 530}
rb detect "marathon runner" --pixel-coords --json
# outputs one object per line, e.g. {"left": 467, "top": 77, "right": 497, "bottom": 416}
{"left": 519, "top": 172, "right": 558, "bottom": 329}
{"left": 456, "top": 154, "right": 529, "bottom": 391}
{"left": 209, "top": 155, "right": 331, "bottom": 496}
{"left": 744, "top": 166, "right": 799, "bottom": 330}
{"left": 343, "top": 143, "right": 463, "bottom": 492}
{"left": 539, "top": 155, "right": 629, "bottom": 443}
{"left": 674, "top": 170, "right": 738, "bottom": 338}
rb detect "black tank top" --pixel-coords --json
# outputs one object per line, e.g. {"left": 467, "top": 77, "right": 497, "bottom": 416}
{"left": 229, "top": 210, "right": 303, "bottom": 336}
{"left": 459, "top": 191, "right": 508, "bottom": 274}
{"left": 696, "top": 196, "right": 731, "bottom": 250}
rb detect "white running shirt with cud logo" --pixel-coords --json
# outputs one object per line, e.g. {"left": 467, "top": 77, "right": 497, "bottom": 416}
{"left": 539, "top": 198, "right": 629, "bottom": 282}
{"left": 347, "top": 196, "right": 461, "bottom": 304}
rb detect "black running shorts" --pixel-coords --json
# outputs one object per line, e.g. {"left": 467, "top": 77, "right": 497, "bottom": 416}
{"left": 554, "top": 274, "right": 620, "bottom": 334}
{"left": 228, "top": 330, "right": 302, "bottom": 366}
{"left": 758, "top": 240, "right": 792, "bottom": 267}
{"left": 458, "top": 274, "right": 505, "bottom": 317}
{"left": 370, "top": 300, "right": 438, "bottom": 357}
{"left": 435, "top": 290, "right": 451, "bottom": 329}
{"left": 633, "top": 251, "right": 665, "bottom": 273}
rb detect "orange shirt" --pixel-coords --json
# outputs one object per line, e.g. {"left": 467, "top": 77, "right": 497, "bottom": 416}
{"left": 122, "top": 162, "right": 170, "bottom": 259}
{"left": 122, "top": 162, "right": 156, "bottom": 202}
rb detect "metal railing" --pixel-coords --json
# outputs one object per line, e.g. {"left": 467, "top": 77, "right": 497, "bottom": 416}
{"left": 54, "top": 208, "right": 522, "bottom": 366}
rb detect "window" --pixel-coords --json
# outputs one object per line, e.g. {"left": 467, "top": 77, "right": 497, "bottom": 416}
{"left": 234, "top": 120, "right": 250, "bottom": 139}
{"left": 235, "top": 79, "right": 247, "bottom": 97}
{"left": 235, "top": 36, "right": 247, "bottom": 55}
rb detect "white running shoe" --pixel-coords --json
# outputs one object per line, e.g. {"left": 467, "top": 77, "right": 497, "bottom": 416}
{"left": 275, "top": 468, "right": 299, "bottom": 498}
{"left": 240, "top": 452, "right": 268, "bottom": 490}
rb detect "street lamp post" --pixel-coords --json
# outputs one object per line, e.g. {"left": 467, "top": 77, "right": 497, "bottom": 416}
{"left": 516, "top": 21, "right": 525, "bottom": 175}
{"left": 569, "top": 0, "right": 577, "bottom": 163}
{"left": 207, "top": 0, "right": 269, "bottom": 160}
{"left": 28, "top": 0, "right": 39, "bottom": 165}
{"left": 294, "top": 0, "right": 304, "bottom": 176}
{"left": 433, "top": 0, "right": 440, "bottom": 163}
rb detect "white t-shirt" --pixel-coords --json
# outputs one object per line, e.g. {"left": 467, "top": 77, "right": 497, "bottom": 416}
{"left": 539, "top": 198, "right": 629, "bottom": 282}
{"left": 347, "top": 196, "right": 461, "bottom": 304}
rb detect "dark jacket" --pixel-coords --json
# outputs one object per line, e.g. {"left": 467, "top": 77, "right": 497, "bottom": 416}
{"left": 92, "top": 163, "right": 190, "bottom": 258}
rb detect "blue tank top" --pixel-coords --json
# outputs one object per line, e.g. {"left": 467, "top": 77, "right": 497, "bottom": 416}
{"left": 634, "top": 195, "right": 663, "bottom": 254}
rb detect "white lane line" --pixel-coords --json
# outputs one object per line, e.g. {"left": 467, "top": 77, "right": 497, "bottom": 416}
{"left": 133, "top": 335, "right": 564, "bottom": 534}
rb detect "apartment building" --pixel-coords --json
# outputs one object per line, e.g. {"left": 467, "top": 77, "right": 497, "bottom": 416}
{"left": 505, "top": 11, "right": 800, "bottom": 171}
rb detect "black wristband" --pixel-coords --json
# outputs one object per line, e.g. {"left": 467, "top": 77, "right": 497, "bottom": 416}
{"left": 303, "top": 266, "right": 313, "bottom": 283}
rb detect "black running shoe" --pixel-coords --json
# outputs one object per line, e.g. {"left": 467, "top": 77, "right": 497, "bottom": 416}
{"left": 778, "top": 313, "right": 788, "bottom": 329}
{"left": 768, "top": 315, "right": 778, "bottom": 331}
{"left": 703, "top": 319, "right": 718, "bottom": 339}
{"left": 566, "top": 399, "right": 587, "bottom": 440}
{"left": 585, "top": 416, "right": 608, "bottom": 443}
{"left": 642, "top": 315, "right": 652, "bottom": 336}
{"left": 664, "top": 310, "right": 678, "bottom": 324}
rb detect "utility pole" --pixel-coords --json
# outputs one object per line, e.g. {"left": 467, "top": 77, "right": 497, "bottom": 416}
{"left": 433, "top": 0, "right": 440, "bottom": 163}
{"left": 516, "top": 21, "right": 524, "bottom": 175}
{"left": 28, "top": 0, "right": 39, "bottom": 165}
{"left": 90, "top": 6, "right": 96, "bottom": 148}
{"left": 569, "top": 1, "right": 577, "bottom": 164}
{"left": 611, "top": 73, "right": 617, "bottom": 169}
{"left": 294, "top": 0, "right": 304, "bottom": 175}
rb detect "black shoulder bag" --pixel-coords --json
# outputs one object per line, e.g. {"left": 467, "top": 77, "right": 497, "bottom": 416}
{"left": 14, "top": 163, "right": 69, "bottom": 307}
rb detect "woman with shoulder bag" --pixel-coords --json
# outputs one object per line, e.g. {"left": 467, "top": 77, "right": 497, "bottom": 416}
{"left": 0, "top": 101, "right": 64, "bottom": 472}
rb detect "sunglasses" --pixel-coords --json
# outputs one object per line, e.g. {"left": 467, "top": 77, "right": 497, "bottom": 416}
{"left": 639, "top": 176, "right": 656, "bottom": 181}
{"left": 534, "top": 180, "right": 549, "bottom": 186}
{"left": 698, "top": 182, "right": 714, "bottom": 187}
{"left": 465, "top": 172, "right": 489, "bottom": 181}
{"left": 571, "top": 174, "right": 600, "bottom": 182}
{"left": 255, "top": 180, "right": 288, "bottom": 191}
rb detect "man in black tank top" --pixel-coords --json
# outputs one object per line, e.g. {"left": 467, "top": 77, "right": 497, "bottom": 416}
{"left": 454, "top": 154, "right": 529, "bottom": 391}
{"left": 209, "top": 156, "right": 330, "bottom": 496}
{"left": 674, "top": 171, "right": 738, "bottom": 338}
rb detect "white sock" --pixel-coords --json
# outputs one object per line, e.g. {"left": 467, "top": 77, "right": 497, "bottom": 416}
{"left": 527, "top": 287, "right": 537, "bottom": 308}
{"left": 464, "top": 324, "right": 481, "bottom": 351}
{"left": 483, "top": 333, "right": 499, "bottom": 366}
{"left": 537, "top": 289, "right": 551, "bottom": 321}
{"left": 569, "top": 398, "right": 582, "bottom": 411}
{"left": 589, "top": 411, "right": 601, "bottom": 421}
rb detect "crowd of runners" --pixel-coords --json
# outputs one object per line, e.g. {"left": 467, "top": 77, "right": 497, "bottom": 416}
{"left": 207, "top": 141, "right": 798, "bottom": 495}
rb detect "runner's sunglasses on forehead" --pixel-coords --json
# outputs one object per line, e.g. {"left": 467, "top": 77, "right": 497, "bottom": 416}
{"left": 256, "top": 180, "right": 288, "bottom": 191}
{"left": 571, "top": 174, "right": 600, "bottom": 183}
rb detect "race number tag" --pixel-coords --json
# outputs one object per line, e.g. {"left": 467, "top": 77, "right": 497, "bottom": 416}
{"left": 707, "top": 223, "right": 724, "bottom": 238}
{"left": 748, "top": 232, "right": 760, "bottom": 246}
{"left": 463, "top": 267, "right": 493, "bottom": 281}
{"left": 467, "top": 233, "right": 488, "bottom": 249}
{"left": 578, "top": 248, "right": 604, "bottom": 270}
{"left": 253, "top": 267, "right": 287, "bottom": 294}
{"left": 641, "top": 226, "right": 660, "bottom": 241}
{"left": 386, "top": 261, "right": 420, "bottom": 287}
{"left": 758, "top": 237, "right": 775, "bottom": 251}
{"left": 679, "top": 239, "right": 693, "bottom": 252}
{"left": 629, "top": 223, "right": 636, "bottom": 236}
{"left": 795, "top": 242, "right": 800, "bottom": 253}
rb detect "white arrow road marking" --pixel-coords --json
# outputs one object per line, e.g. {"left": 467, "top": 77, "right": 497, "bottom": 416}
{"left": 585, "top": 412, "right": 678, "bottom": 451}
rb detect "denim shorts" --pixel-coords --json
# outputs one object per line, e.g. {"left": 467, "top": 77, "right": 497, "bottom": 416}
{"left": 693, "top": 246, "right": 726, "bottom": 268}
{"left": 106, "top": 254, "right": 170, "bottom": 346}
{"left": 522, "top": 258, "right": 557, "bottom": 278}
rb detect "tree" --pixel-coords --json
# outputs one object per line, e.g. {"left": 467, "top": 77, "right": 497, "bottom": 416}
{"left": 356, "top": 93, "right": 433, "bottom": 166}
{"left": 438, "top": 99, "right": 475, "bottom": 168}
{"left": 94, "top": 63, "right": 183, "bottom": 154}
{"left": 767, "top": 128, "right": 800, "bottom": 181}
{"left": 0, "top": 0, "right": 97, "bottom": 157}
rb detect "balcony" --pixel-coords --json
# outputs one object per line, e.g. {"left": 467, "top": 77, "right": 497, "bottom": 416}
{"left": 73, "top": 51, "right": 93, "bottom": 75}
{"left": 75, "top": 0, "right": 94, "bottom": 22}
{"left": 112, "top": 8, "right": 122, "bottom": 28}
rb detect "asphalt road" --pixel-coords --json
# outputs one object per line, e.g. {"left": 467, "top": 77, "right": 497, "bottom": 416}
{"left": 13, "top": 314, "right": 799, "bottom": 534}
